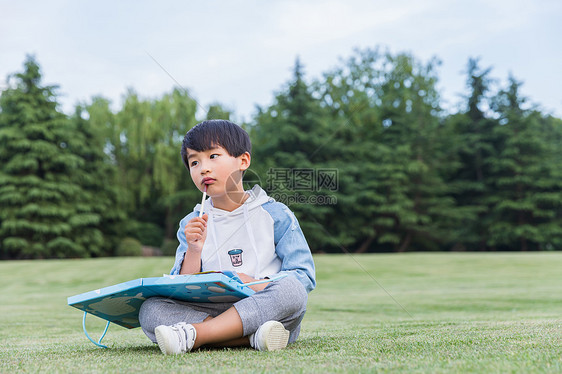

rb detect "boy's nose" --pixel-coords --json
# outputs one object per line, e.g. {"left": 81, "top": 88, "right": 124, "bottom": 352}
{"left": 200, "top": 162, "right": 211, "bottom": 174}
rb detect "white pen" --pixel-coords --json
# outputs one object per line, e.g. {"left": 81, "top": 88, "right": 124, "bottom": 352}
{"left": 199, "top": 184, "right": 207, "bottom": 218}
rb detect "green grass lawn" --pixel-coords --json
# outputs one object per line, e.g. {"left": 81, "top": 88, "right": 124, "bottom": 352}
{"left": 1, "top": 253, "right": 561, "bottom": 373}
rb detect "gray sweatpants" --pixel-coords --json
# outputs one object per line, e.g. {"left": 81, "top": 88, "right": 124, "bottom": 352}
{"left": 138, "top": 276, "right": 308, "bottom": 344}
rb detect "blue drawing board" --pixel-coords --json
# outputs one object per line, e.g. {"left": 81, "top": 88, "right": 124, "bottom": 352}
{"left": 67, "top": 272, "right": 255, "bottom": 329}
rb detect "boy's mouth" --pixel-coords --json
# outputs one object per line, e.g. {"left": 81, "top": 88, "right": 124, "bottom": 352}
{"left": 202, "top": 178, "right": 216, "bottom": 185}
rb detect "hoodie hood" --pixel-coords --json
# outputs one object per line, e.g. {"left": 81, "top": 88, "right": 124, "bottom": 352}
{"left": 169, "top": 183, "right": 315, "bottom": 292}
{"left": 195, "top": 184, "right": 281, "bottom": 279}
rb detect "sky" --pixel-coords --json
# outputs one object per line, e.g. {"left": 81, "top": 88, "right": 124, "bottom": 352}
{"left": 1, "top": 0, "right": 561, "bottom": 121}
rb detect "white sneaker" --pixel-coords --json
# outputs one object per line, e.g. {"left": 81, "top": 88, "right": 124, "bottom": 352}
{"left": 154, "top": 322, "right": 197, "bottom": 354}
{"left": 250, "top": 321, "right": 290, "bottom": 351}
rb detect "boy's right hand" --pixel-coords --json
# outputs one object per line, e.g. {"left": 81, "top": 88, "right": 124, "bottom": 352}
{"left": 184, "top": 214, "right": 208, "bottom": 253}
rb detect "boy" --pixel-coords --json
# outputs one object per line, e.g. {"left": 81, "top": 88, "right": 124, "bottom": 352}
{"left": 139, "top": 119, "right": 316, "bottom": 354}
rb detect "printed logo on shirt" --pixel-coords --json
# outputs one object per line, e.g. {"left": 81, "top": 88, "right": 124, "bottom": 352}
{"left": 227, "top": 249, "right": 243, "bottom": 267}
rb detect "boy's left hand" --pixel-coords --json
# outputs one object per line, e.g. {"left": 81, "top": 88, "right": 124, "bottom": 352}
{"left": 237, "top": 272, "right": 268, "bottom": 292}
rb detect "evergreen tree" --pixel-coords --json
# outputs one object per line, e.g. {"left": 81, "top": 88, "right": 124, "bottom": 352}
{"left": 69, "top": 105, "right": 125, "bottom": 255}
{"left": 313, "top": 47, "right": 392, "bottom": 252}
{"left": 486, "top": 77, "right": 562, "bottom": 250}
{"left": 0, "top": 56, "right": 105, "bottom": 258}
{"left": 252, "top": 59, "right": 335, "bottom": 251}
{"left": 371, "top": 52, "right": 458, "bottom": 251}
{"left": 444, "top": 58, "right": 498, "bottom": 250}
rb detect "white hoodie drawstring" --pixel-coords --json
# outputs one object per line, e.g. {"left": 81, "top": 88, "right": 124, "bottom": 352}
{"left": 207, "top": 209, "right": 223, "bottom": 269}
{"left": 200, "top": 187, "right": 268, "bottom": 278}
{"left": 243, "top": 203, "right": 261, "bottom": 279}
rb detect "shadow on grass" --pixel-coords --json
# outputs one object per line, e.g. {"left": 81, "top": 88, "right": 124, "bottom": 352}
{"left": 87, "top": 339, "right": 324, "bottom": 355}
{"left": 94, "top": 343, "right": 256, "bottom": 355}
{"left": 109, "top": 345, "right": 161, "bottom": 354}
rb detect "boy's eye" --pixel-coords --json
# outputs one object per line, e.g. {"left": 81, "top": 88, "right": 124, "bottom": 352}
{"left": 210, "top": 154, "right": 219, "bottom": 159}
{"left": 190, "top": 160, "right": 199, "bottom": 167}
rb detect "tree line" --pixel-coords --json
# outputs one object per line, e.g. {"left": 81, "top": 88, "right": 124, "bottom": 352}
{"left": 1, "top": 48, "right": 561, "bottom": 259}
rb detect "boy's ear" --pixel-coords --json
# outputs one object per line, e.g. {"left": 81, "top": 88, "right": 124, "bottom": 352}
{"left": 239, "top": 151, "right": 251, "bottom": 171}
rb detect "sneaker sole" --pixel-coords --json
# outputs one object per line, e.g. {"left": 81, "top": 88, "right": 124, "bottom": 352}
{"left": 155, "top": 325, "right": 177, "bottom": 355}
{"left": 263, "top": 322, "right": 290, "bottom": 351}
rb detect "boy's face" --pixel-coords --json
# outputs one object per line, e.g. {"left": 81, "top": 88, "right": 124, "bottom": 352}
{"left": 185, "top": 145, "right": 250, "bottom": 196}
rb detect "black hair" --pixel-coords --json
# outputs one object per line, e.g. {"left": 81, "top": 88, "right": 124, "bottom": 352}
{"left": 180, "top": 119, "right": 252, "bottom": 169}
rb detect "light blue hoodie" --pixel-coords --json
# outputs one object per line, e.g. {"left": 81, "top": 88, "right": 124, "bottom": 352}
{"left": 170, "top": 185, "right": 316, "bottom": 293}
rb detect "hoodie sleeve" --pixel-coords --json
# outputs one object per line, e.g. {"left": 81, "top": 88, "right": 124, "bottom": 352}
{"left": 170, "top": 211, "right": 199, "bottom": 275}
{"left": 262, "top": 201, "right": 316, "bottom": 293}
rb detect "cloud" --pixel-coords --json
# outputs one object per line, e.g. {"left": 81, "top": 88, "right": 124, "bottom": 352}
{"left": 1, "top": 0, "right": 560, "bottom": 118}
